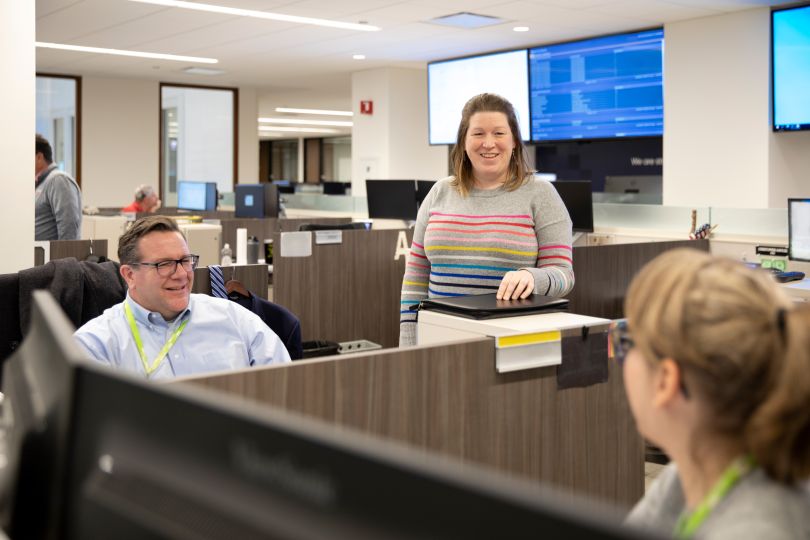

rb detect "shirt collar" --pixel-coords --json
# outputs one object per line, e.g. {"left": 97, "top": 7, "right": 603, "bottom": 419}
{"left": 125, "top": 292, "right": 193, "bottom": 327}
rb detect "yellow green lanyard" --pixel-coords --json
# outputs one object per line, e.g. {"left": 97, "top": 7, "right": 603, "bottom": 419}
{"left": 674, "top": 455, "right": 755, "bottom": 539}
{"left": 124, "top": 302, "right": 189, "bottom": 377}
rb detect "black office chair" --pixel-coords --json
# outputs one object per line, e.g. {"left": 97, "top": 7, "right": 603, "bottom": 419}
{"left": 298, "top": 223, "right": 368, "bottom": 232}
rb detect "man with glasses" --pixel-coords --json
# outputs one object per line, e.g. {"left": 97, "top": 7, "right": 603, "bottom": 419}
{"left": 74, "top": 216, "right": 290, "bottom": 378}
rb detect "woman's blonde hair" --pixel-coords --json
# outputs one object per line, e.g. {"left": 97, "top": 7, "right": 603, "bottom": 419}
{"left": 625, "top": 248, "right": 810, "bottom": 484}
{"left": 449, "top": 93, "right": 532, "bottom": 197}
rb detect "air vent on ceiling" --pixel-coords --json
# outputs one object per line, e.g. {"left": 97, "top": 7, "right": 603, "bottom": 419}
{"left": 427, "top": 12, "right": 506, "bottom": 29}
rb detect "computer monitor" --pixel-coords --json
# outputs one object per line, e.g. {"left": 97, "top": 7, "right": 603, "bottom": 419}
{"left": 550, "top": 180, "right": 595, "bottom": 233}
{"left": 298, "top": 222, "right": 367, "bottom": 232}
{"left": 272, "top": 180, "right": 295, "bottom": 194}
{"left": 365, "top": 180, "right": 419, "bottom": 220}
{"left": 0, "top": 291, "right": 85, "bottom": 538}
{"left": 234, "top": 184, "right": 280, "bottom": 218}
{"left": 5, "top": 293, "right": 662, "bottom": 539}
{"left": 788, "top": 198, "right": 810, "bottom": 262}
{"left": 177, "top": 181, "right": 218, "bottom": 211}
{"left": 322, "top": 182, "right": 348, "bottom": 195}
{"left": 416, "top": 180, "right": 436, "bottom": 210}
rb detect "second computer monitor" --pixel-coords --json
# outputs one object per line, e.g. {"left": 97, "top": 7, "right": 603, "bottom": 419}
{"left": 177, "top": 181, "right": 218, "bottom": 211}
{"left": 365, "top": 180, "right": 419, "bottom": 220}
{"left": 551, "top": 180, "right": 595, "bottom": 233}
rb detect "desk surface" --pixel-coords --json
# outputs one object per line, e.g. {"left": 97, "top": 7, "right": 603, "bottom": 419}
{"left": 781, "top": 278, "right": 810, "bottom": 300}
{"left": 419, "top": 310, "right": 611, "bottom": 338}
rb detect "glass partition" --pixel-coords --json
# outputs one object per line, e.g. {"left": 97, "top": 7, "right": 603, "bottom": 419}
{"left": 36, "top": 75, "right": 79, "bottom": 181}
{"left": 160, "top": 84, "right": 235, "bottom": 207}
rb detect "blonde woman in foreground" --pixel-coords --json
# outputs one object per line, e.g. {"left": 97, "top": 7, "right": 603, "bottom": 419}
{"left": 617, "top": 249, "right": 810, "bottom": 539}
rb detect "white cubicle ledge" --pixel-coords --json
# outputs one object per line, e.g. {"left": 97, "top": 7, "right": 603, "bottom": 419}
{"left": 418, "top": 310, "right": 611, "bottom": 373}
{"left": 781, "top": 279, "right": 810, "bottom": 302}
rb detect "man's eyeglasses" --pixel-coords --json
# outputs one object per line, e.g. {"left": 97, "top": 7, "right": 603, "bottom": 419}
{"left": 131, "top": 255, "right": 199, "bottom": 277}
{"left": 609, "top": 318, "right": 634, "bottom": 366}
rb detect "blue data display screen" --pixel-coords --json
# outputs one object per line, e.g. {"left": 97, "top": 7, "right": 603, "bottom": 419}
{"left": 529, "top": 29, "right": 664, "bottom": 142}
{"left": 773, "top": 6, "right": 810, "bottom": 131}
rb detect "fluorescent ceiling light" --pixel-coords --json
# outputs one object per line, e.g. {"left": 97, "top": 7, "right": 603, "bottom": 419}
{"left": 513, "top": 26, "right": 529, "bottom": 32}
{"left": 259, "top": 126, "right": 340, "bottom": 134}
{"left": 35, "top": 41, "right": 218, "bottom": 64}
{"left": 353, "top": 54, "right": 366, "bottom": 60}
{"left": 129, "top": 0, "right": 380, "bottom": 32}
{"left": 275, "top": 107, "right": 353, "bottom": 117}
{"left": 258, "top": 117, "right": 353, "bottom": 127}
{"left": 183, "top": 66, "right": 225, "bottom": 75}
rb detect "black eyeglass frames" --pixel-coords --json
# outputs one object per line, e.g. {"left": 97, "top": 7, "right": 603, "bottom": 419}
{"left": 131, "top": 255, "right": 200, "bottom": 277}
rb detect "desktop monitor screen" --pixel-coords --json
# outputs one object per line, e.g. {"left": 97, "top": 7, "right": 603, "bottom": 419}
{"left": 428, "top": 49, "right": 530, "bottom": 145}
{"left": 550, "top": 180, "right": 595, "bottom": 233}
{"left": 177, "top": 181, "right": 217, "bottom": 211}
{"left": 789, "top": 198, "right": 810, "bottom": 262}
{"left": 529, "top": 29, "right": 664, "bottom": 142}
{"left": 365, "top": 180, "right": 418, "bottom": 220}
{"left": 772, "top": 5, "right": 810, "bottom": 132}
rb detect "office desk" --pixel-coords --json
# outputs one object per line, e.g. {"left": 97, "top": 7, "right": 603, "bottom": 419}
{"left": 781, "top": 278, "right": 810, "bottom": 302}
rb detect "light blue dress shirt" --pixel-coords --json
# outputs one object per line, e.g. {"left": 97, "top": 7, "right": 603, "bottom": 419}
{"left": 74, "top": 293, "right": 291, "bottom": 379}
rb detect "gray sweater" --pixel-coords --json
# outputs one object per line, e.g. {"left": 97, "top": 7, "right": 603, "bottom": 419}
{"left": 626, "top": 463, "right": 810, "bottom": 539}
{"left": 399, "top": 177, "right": 574, "bottom": 346}
{"left": 35, "top": 164, "right": 82, "bottom": 241}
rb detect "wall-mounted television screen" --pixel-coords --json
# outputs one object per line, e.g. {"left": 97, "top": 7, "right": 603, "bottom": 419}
{"left": 428, "top": 49, "right": 530, "bottom": 145}
{"left": 177, "top": 181, "right": 217, "bottom": 211}
{"left": 772, "top": 5, "right": 810, "bottom": 132}
{"left": 529, "top": 29, "right": 664, "bottom": 142}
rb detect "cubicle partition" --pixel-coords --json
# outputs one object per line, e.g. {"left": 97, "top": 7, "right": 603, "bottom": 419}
{"left": 568, "top": 239, "right": 709, "bottom": 319}
{"left": 34, "top": 239, "right": 108, "bottom": 266}
{"left": 272, "top": 228, "right": 411, "bottom": 348}
{"left": 218, "top": 217, "right": 352, "bottom": 253}
{"left": 180, "top": 337, "right": 644, "bottom": 509}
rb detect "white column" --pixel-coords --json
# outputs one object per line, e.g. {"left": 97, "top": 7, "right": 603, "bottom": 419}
{"left": 0, "top": 0, "right": 35, "bottom": 272}
{"left": 351, "top": 67, "right": 448, "bottom": 196}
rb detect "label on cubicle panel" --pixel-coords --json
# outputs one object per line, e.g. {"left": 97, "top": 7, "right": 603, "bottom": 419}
{"left": 279, "top": 232, "right": 312, "bottom": 257}
{"left": 314, "top": 230, "right": 342, "bottom": 245}
{"left": 495, "top": 330, "right": 562, "bottom": 373}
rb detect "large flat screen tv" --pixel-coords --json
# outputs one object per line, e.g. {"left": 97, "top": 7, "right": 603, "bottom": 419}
{"left": 772, "top": 5, "right": 810, "bottom": 132}
{"left": 428, "top": 49, "right": 530, "bottom": 145}
{"left": 529, "top": 29, "right": 664, "bottom": 142}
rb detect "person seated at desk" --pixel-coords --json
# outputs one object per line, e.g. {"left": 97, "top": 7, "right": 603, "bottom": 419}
{"left": 399, "top": 93, "right": 574, "bottom": 346}
{"left": 618, "top": 249, "right": 810, "bottom": 539}
{"left": 74, "top": 216, "right": 290, "bottom": 378}
{"left": 122, "top": 184, "right": 161, "bottom": 213}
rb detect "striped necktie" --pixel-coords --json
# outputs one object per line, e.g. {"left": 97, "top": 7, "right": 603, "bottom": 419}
{"left": 209, "top": 264, "right": 228, "bottom": 298}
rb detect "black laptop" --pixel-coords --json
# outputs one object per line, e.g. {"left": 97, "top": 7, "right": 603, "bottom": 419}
{"left": 418, "top": 293, "right": 569, "bottom": 320}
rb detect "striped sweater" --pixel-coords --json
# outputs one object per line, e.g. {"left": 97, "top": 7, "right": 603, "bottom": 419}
{"left": 399, "top": 176, "right": 575, "bottom": 346}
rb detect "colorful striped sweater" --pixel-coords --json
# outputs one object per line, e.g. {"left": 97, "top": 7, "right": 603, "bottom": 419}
{"left": 399, "top": 176, "right": 575, "bottom": 346}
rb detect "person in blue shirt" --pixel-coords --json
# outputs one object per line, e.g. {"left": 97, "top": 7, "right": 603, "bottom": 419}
{"left": 74, "top": 215, "right": 290, "bottom": 379}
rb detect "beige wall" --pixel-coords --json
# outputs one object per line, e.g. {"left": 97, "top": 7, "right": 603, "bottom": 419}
{"left": 1, "top": 0, "right": 35, "bottom": 272}
{"left": 238, "top": 86, "right": 259, "bottom": 183}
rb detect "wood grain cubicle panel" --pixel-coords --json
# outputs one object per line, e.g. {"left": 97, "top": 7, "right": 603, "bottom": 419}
{"left": 192, "top": 264, "right": 268, "bottom": 300}
{"left": 36, "top": 239, "right": 109, "bottom": 266}
{"left": 272, "top": 228, "right": 410, "bottom": 348}
{"left": 182, "top": 338, "right": 644, "bottom": 509}
{"left": 568, "top": 239, "right": 709, "bottom": 319}
{"left": 275, "top": 217, "right": 352, "bottom": 232}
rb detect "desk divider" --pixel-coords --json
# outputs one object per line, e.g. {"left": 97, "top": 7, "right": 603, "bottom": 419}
{"left": 178, "top": 337, "right": 644, "bottom": 509}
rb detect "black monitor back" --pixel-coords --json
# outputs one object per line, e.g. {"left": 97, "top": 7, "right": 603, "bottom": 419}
{"left": 365, "top": 180, "right": 418, "bottom": 220}
{"left": 416, "top": 180, "right": 436, "bottom": 210}
{"left": 298, "top": 222, "right": 367, "bottom": 232}
{"left": 551, "top": 180, "right": 595, "bottom": 233}
{"left": 322, "top": 182, "right": 348, "bottom": 195}
{"left": 1, "top": 291, "right": 85, "bottom": 538}
{"left": 235, "top": 184, "right": 280, "bottom": 218}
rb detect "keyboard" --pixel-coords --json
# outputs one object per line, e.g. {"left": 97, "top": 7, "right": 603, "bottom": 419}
{"left": 774, "top": 271, "right": 805, "bottom": 283}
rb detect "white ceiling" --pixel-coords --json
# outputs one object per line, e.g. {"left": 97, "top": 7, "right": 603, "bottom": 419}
{"left": 36, "top": 0, "right": 795, "bottom": 95}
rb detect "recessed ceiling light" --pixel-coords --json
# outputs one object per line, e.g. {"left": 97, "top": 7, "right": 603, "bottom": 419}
{"left": 259, "top": 126, "right": 340, "bottom": 134}
{"left": 513, "top": 26, "right": 529, "bottom": 32}
{"left": 128, "top": 0, "right": 380, "bottom": 32}
{"left": 35, "top": 41, "right": 218, "bottom": 63}
{"left": 427, "top": 12, "right": 505, "bottom": 29}
{"left": 258, "top": 117, "right": 353, "bottom": 127}
{"left": 183, "top": 66, "right": 225, "bottom": 75}
{"left": 275, "top": 107, "right": 353, "bottom": 116}
{"left": 353, "top": 54, "right": 366, "bottom": 60}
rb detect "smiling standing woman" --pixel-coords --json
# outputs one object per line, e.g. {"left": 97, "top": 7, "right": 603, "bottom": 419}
{"left": 618, "top": 249, "right": 810, "bottom": 539}
{"left": 399, "top": 93, "right": 574, "bottom": 347}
